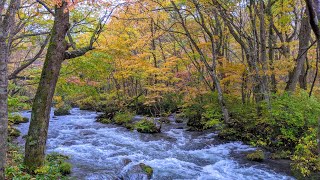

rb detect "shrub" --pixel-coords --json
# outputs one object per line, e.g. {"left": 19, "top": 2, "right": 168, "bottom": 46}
{"left": 246, "top": 150, "right": 265, "bottom": 162}
{"left": 113, "top": 111, "right": 134, "bottom": 125}
{"left": 183, "top": 92, "right": 222, "bottom": 130}
{"left": 8, "top": 95, "right": 31, "bottom": 112}
{"left": 77, "top": 96, "right": 99, "bottom": 111}
{"left": 291, "top": 129, "right": 320, "bottom": 178}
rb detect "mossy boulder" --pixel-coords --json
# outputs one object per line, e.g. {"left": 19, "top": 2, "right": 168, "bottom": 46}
{"left": 140, "top": 163, "right": 153, "bottom": 179}
{"left": 135, "top": 119, "right": 160, "bottom": 133}
{"left": 54, "top": 105, "right": 71, "bottom": 116}
{"left": 9, "top": 114, "right": 29, "bottom": 124}
{"left": 59, "top": 162, "right": 72, "bottom": 175}
{"left": 246, "top": 150, "right": 265, "bottom": 162}
{"left": 122, "top": 163, "right": 153, "bottom": 179}
{"left": 96, "top": 111, "right": 135, "bottom": 130}
{"left": 8, "top": 127, "right": 21, "bottom": 137}
{"left": 124, "top": 123, "right": 135, "bottom": 131}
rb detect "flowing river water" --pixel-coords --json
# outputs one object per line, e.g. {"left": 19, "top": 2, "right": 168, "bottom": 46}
{"left": 16, "top": 108, "right": 295, "bottom": 180}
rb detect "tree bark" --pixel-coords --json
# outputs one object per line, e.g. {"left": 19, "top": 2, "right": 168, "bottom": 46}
{"left": 286, "top": 9, "right": 311, "bottom": 92}
{"left": 0, "top": 36, "right": 9, "bottom": 180}
{"left": 0, "top": 0, "right": 20, "bottom": 178}
{"left": 24, "top": 1, "right": 70, "bottom": 172}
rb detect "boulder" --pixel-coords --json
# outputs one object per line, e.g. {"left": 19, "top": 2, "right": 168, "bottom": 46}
{"left": 122, "top": 163, "right": 153, "bottom": 180}
{"left": 246, "top": 150, "right": 265, "bottom": 162}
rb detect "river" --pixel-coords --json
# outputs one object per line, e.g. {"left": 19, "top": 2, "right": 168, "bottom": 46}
{"left": 16, "top": 108, "right": 294, "bottom": 180}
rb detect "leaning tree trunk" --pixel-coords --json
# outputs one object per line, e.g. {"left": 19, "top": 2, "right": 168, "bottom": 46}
{"left": 24, "top": 2, "right": 70, "bottom": 172}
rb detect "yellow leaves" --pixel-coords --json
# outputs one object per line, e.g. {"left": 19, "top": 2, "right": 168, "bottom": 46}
{"left": 219, "top": 59, "right": 245, "bottom": 85}
{"left": 53, "top": 96, "right": 64, "bottom": 109}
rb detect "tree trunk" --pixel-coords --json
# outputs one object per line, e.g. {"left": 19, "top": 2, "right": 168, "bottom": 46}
{"left": 0, "top": 0, "right": 20, "bottom": 178}
{"left": 267, "top": 0, "right": 277, "bottom": 93}
{"left": 258, "top": 0, "right": 270, "bottom": 103}
{"left": 0, "top": 38, "right": 9, "bottom": 180}
{"left": 286, "top": 9, "right": 311, "bottom": 92}
{"left": 24, "top": 2, "right": 70, "bottom": 172}
{"left": 299, "top": 60, "right": 308, "bottom": 90}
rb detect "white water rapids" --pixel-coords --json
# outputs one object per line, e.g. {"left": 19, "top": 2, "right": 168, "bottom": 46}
{"left": 16, "top": 108, "right": 295, "bottom": 180}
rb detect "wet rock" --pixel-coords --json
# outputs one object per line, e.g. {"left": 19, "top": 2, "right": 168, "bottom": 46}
{"left": 175, "top": 118, "right": 184, "bottom": 123}
{"left": 80, "top": 130, "right": 95, "bottom": 136}
{"left": 158, "top": 117, "right": 170, "bottom": 124}
{"left": 54, "top": 106, "right": 71, "bottom": 116}
{"left": 122, "top": 163, "right": 153, "bottom": 180}
{"left": 122, "top": 158, "right": 132, "bottom": 166}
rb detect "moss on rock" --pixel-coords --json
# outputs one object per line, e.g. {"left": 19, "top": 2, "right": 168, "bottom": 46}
{"left": 135, "top": 119, "right": 159, "bottom": 133}
{"left": 59, "top": 162, "right": 72, "bottom": 175}
{"left": 54, "top": 105, "right": 71, "bottom": 116}
{"left": 9, "top": 127, "right": 21, "bottom": 137}
{"left": 9, "top": 114, "right": 29, "bottom": 124}
{"left": 140, "top": 163, "right": 153, "bottom": 179}
{"left": 246, "top": 150, "right": 265, "bottom": 162}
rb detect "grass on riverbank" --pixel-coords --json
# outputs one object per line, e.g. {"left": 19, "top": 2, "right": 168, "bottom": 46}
{"left": 6, "top": 143, "right": 72, "bottom": 179}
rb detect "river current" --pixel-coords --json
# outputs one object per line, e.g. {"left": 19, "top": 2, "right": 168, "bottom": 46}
{"left": 17, "top": 108, "right": 294, "bottom": 180}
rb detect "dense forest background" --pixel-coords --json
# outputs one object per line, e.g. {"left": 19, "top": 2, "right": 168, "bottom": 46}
{"left": 1, "top": 0, "right": 320, "bottom": 179}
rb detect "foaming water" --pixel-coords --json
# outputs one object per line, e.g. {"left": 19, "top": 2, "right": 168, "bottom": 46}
{"left": 17, "top": 108, "right": 294, "bottom": 180}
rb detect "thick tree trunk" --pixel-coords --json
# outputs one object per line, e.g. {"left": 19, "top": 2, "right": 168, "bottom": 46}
{"left": 24, "top": 2, "right": 70, "bottom": 172}
{"left": 286, "top": 10, "right": 311, "bottom": 92}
